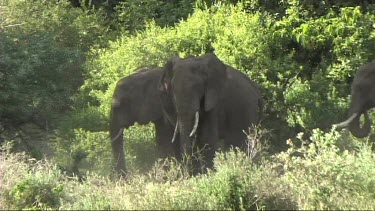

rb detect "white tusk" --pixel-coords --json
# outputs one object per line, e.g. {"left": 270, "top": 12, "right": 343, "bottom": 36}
{"left": 189, "top": 111, "right": 199, "bottom": 137}
{"left": 111, "top": 128, "right": 124, "bottom": 141}
{"left": 171, "top": 121, "right": 179, "bottom": 143}
{"left": 334, "top": 113, "right": 358, "bottom": 128}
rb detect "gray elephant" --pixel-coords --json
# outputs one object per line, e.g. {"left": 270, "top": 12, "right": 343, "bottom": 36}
{"left": 335, "top": 60, "right": 375, "bottom": 138}
{"left": 109, "top": 68, "right": 179, "bottom": 175}
{"left": 158, "top": 53, "right": 262, "bottom": 173}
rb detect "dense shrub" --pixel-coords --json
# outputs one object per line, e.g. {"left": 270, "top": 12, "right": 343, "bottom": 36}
{"left": 277, "top": 129, "right": 375, "bottom": 209}
{"left": 53, "top": 124, "right": 157, "bottom": 176}
{"left": 0, "top": 0, "right": 110, "bottom": 128}
{"left": 114, "top": 0, "right": 195, "bottom": 34}
{"left": 0, "top": 151, "right": 64, "bottom": 210}
{"left": 6, "top": 177, "right": 64, "bottom": 210}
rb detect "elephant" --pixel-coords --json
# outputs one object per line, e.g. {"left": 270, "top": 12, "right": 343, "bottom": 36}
{"left": 109, "top": 67, "right": 180, "bottom": 175}
{"left": 158, "top": 53, "right": 262, "bottom": 173}
{"left": 335, "top": 60, "right": 375, "bottom": 138}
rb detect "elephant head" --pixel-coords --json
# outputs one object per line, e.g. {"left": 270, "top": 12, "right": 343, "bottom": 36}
{"left": 158, "top": 53, "right": 227, "bottom": 156}
{"left": 335, "top": 60, "right": 375, "bottom": 138}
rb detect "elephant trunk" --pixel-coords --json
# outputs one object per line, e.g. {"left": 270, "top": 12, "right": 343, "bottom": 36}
{"left": 335, "top": 94, "right": 372, "bottom": 138}
{"left": 168, "top": 108, "right": 198, "bottom": 146}
{"left": 347, "top": 111, "right": 371, "bottom": 138}
{"left": 111, "top": 134, "right": 126, "bottom": 175}
{"left": 177, "top": 113, "right": 196, "bottom": 156}
{"left": 109, "top": 109, "right": 127, "bottom": 176}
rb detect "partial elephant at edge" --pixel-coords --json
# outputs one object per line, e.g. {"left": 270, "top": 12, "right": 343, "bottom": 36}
{"left": 335, "top": 60, "right": 375, "bottom": 138}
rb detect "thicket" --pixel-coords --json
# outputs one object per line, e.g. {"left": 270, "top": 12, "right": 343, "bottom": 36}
{"left": 1, "top": 0, "right": 375, "bottom": 209}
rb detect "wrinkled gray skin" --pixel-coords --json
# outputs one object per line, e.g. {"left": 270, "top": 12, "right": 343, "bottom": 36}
{"left": 158, "top": 53, "right": 262, "bottom": 173}
{"left": 335, "top": 60, "right": 375, "bottom": 138}
{"left": 109, "top": 68, "right": 179, "bottom": 176}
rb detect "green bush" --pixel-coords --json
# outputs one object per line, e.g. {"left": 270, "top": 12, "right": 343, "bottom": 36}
{"left": 113, "top": 0, "right": 195, "bottom": 34}
{"left": 59, "top": 174, "right": 113, "bottom": 210}
{"left": 53, "top": 129, "right": 112, "bottom": 177}
{"left": 7, "top": 178, "right": 64, "bottom": 210}
{"left": 0, "top": 0, "right": 110, "bottom": 128}
{"left": 58, "top": 106, "right": 108, "bottom": 133}
{"left": 277, "top": 128, "right": 375, "bottom": 210}
{"left": 53, "top": 124, "right": 157, "bottom": 176}
{"left": 0, "top": 151, "right": 64, "bottom": 210}
{"left": 1, "top": 128, "right": 375, "bottom": 210}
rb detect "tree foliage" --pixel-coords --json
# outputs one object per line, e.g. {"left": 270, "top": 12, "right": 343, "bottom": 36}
{"left": 0, "top": 0, "right": 110, "bottom": 127}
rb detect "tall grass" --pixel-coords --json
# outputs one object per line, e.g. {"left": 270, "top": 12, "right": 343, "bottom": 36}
{"left": 1, "top": 128, "right": 374, "bottom": 210}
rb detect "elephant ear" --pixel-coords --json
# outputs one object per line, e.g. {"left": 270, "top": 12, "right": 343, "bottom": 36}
{"left": 204, "top": 53, "right": 227, "bottom": 111}
{"left": 158, "top": 56, "right": 180, "bottom": 92}
{"left": 157, "top": 69, "right": 168, "bottom": 92}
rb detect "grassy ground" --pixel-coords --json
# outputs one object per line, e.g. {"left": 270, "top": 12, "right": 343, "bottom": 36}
{"left": 0, "top": 128, "right": 374, "bottom": 210}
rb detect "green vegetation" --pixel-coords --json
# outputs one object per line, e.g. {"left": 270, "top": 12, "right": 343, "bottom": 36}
{"left": 1, "top": 0, "right": 374, "bottom": 209}
{"left": 1, "top": 129, "right": 374, "bottom": 210}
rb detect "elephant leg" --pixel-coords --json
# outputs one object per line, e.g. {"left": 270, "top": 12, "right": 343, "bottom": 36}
{"left": 112, "top": 134, "right": 126, "bottom": 175}
{"left": 224, "top": 129, "right": 248, "bottom": 151}
{"left": 223, "top": 108, "right": 253, "bottom": 152}
{"left": 109, "top": 105, "right": 128, "bottom": 176}
{"left": 154, "top": 119, "right": 180, "bottom": 159}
